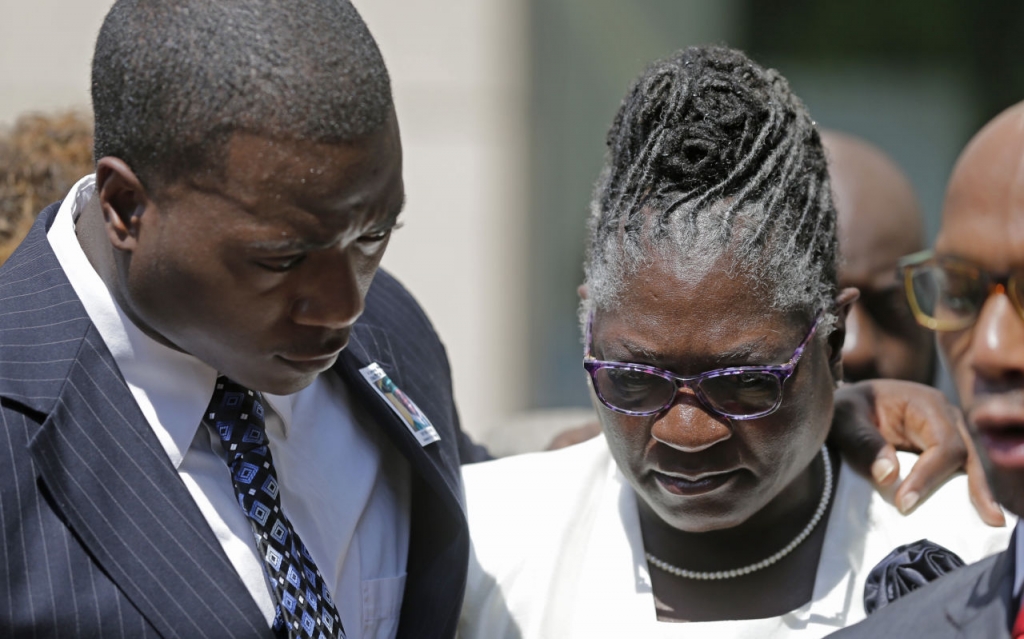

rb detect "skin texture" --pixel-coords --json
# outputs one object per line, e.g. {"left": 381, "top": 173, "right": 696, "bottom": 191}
{"left": 77, "top": 112, "right": 405, "bottom": 395}
{"left": 567, "top": 280, "right": 1004, "bottom": 524}
{"left": 935, "top": 101, "right": 1024, "bottom": 518}
{"left": 822, "top": 130, "right": 934, "bottom": 384}
{"left": 589, "top": 252, "right": 854, "bottom": 620}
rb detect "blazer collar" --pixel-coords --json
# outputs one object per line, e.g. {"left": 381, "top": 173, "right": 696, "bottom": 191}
{"left": 3, "top": 207, "right": 271, "bottom": 638}
{"left": 946, "top": 535, "right": 1015, "bottom": 637}
{"left": 0, "top": 203, "right": 91, "bottom": 416}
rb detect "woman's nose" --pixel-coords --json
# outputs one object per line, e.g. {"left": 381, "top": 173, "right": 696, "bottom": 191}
{"left": 651, "top": 397, "right": 732, "bottom": 453}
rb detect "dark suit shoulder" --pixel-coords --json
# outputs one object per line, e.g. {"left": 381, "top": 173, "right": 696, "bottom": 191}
{"left": 831, "top": 551, "right": 1009, "bottom": 638}
{"left": 0, "top": 202, "right": 94, "bottom": 416}
{"left": 361, "top": 269, "right": 438, "bottom": 336}
{"left": 0, "top": 342, "right": 169, "bottom": 638}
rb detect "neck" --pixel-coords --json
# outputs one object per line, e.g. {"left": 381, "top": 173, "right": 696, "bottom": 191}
{"left": 640, "top": 446, "right": 840, "bottom": 622}
{"left": 639, "top": 445, "right": 837, "bottom": 573}
{"left": 76, "top": 196, "right": 182, "bottom": 353}
{"left": 76, "top": 195, "right": 115, "bottom": 285}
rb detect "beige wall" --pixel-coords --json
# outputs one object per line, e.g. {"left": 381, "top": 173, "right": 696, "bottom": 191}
{"left": 359, "top": 1, "right": 530, "bottom": 441}
{"left": 0, "top": 0, "right": 531, "bottom": 444}
{"left": 0, "top": 0, "right": 110, "bottom": 123}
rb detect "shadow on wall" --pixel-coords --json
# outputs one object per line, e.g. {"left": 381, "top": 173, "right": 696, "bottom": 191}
{"left": 0, "top": 111, "right": 94, "bottom": 265}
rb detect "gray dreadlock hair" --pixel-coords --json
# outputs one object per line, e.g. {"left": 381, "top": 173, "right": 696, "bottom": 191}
{"left": 583, "top": 45, "right": 838, "bottom": 333}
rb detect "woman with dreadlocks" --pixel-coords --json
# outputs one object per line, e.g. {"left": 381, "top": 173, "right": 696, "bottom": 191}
{"left": 457, "top": 46, "right": 1010, "bottom": 638}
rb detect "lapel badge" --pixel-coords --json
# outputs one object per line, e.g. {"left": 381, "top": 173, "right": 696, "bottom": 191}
{"left": 359, "top": 362, "right": 441, "bottom": 447}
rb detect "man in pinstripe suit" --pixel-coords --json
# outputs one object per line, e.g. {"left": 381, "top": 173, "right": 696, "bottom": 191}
{"left": 0, "top": 1, "right": 484, "bottom": 637}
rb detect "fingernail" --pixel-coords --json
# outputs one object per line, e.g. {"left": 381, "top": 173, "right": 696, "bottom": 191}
{"left": 871, "top": 458, "right": 896, "bottom": 483}
{"left": 899, "top": 491, "right": 919, "bottom": 514}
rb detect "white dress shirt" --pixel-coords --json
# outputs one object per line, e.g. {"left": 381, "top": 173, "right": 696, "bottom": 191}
{"left": 460, "top": 435, "right": 1014, "bottom": 639}
{"left": 48, "top": 175, "right": 411, "bottom": 639}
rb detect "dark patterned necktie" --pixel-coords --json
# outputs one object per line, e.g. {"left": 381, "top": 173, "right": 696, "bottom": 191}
{"left": 204, "top": 376, "right": 345, "bottom": 639}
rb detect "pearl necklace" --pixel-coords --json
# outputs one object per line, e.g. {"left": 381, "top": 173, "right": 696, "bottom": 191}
{"left": 645, "top": 444, "right": 833, "bottom": 580}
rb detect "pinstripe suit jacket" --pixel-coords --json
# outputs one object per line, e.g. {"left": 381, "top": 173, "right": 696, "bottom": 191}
{"left": 0, "top": 203, "right": 478, "bottom": 639}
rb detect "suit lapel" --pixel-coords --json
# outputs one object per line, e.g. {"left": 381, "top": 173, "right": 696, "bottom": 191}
{"left": 335, "top": 324, "right": 468, "bottom": 639}
{"left": 334, "top": 331, "right": 463, "bottom": 519}
{"left": 947, "top": 541, "right": 1015, "bottom": 639}
{"left": 2, "top": 210, "right": 271, "bottom": 639}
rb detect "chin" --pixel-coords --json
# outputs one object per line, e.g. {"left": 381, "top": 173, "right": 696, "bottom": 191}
{"left": 661, "top": 507, "right": 757, "bottom": 534}
{"left": 225, "top": 366, "right": 321, "bottom": 396}
{"left": 989, "top": 469, "right": 1024, "bottom": 520}
{"left": 646, "top": 490, "right": 759, "bottom": 533}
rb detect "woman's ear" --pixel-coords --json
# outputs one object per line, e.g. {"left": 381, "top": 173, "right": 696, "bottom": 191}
{"left": 828, "top": 287, "right": 860, "bottom": 382}
{"left": 578, "top": 283, "right": 589, "bottom": 300}
{"left": 95, "top": 157, "right": 152, "bottom": 252}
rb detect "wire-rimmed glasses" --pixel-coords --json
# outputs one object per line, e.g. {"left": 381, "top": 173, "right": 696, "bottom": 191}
{"left": 582, "top": 311, "right": 821, "bottom": 420}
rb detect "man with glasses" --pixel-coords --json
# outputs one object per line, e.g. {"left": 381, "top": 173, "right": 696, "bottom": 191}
{"left": 834, "top": 101, "right": 1024, "bottom": 638}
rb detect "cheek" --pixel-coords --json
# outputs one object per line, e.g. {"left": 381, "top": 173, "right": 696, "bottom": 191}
{"left": 741, "top": 404, "right": 823, "bottom": 468}
{"left": 939, "top": 330, "right": 974, "bottom": 402}
{"left": 354, "top": 240, "right": 389, "bottom": 295}
{"left": 751, "top": 357, "right": 833, "bottom": 460}
{"left": 129, "top": 242, "right": 284, "bottom": 347}
{"left": 591, "top": 393, "right": 650, "bottom": 472}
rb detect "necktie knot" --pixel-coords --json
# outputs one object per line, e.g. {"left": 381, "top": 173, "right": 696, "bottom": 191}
{"left": 208, "top": 376, "right": 270, "bottom": 463}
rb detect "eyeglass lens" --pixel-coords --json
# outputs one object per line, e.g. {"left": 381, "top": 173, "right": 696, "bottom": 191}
{"left": 592, "top": 367, "right": 782, "bottom": 417}
{"left": 907, "top": 261, "right": 1024, "bottom": 330}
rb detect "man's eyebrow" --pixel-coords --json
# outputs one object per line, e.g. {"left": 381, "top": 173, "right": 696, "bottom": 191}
{"left": 377, "top": 207, "right": 404, "bottom": 228}
{"left": 249, "top": 203, "right": 406, "bottom": 253}
{"left": 384, "top": 196, "right": 407, "bottom": 224}
{"left": 247, "top": 238, "right": 328, "bottom": 252}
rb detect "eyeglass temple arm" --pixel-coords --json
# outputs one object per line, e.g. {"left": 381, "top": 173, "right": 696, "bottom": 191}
{"left": 783, "top": 313, "right": 822, "bottom": 368}
{"left": 583, "top": 309, "right": 594, "bottom": 359}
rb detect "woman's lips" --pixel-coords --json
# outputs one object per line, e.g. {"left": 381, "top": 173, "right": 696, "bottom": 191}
{"left": 653, "top": 469, "right": 741, "bottom": 496}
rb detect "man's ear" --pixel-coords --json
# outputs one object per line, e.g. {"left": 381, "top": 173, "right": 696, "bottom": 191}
{"left": 578, "top": 283, "right": 589, "bottom": 300}
{"left": 95, "top": 157, "right": 152, "bottom": 251}
{"left": 828, "top": 287, "right": 860, "bottom": 381}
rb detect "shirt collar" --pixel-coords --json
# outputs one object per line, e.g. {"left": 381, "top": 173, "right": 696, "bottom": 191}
{"left": 47, "top": 175, "right": 219, "bottom": 468}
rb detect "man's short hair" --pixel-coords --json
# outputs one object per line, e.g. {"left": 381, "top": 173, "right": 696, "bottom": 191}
{"left": 92, "top": 0, "right": 393, "bottom": 189}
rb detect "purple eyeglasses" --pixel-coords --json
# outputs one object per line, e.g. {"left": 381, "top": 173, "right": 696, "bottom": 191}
{"left": 583, "top": 311, "right": 822, "bottom": 420}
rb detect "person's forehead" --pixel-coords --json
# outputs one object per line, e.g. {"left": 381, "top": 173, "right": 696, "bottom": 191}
{"left": 595, "top": 255, "right": 805, "bottom": 368}
{"left": 826, "top": 133, "right": 924, "bottom": 282}
{"left": 170, "top": 122, "right": 404, "bottom": 233}
{"left": 219, "top": 126, "right": 402, "bottom": 202}
{"left": 937, "top": 106, "right": 1024, "bottom": 270}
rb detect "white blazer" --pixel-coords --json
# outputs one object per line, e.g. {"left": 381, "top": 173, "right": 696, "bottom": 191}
{"left": 459, "top": 436, "right": 1012, "bottom": 639}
